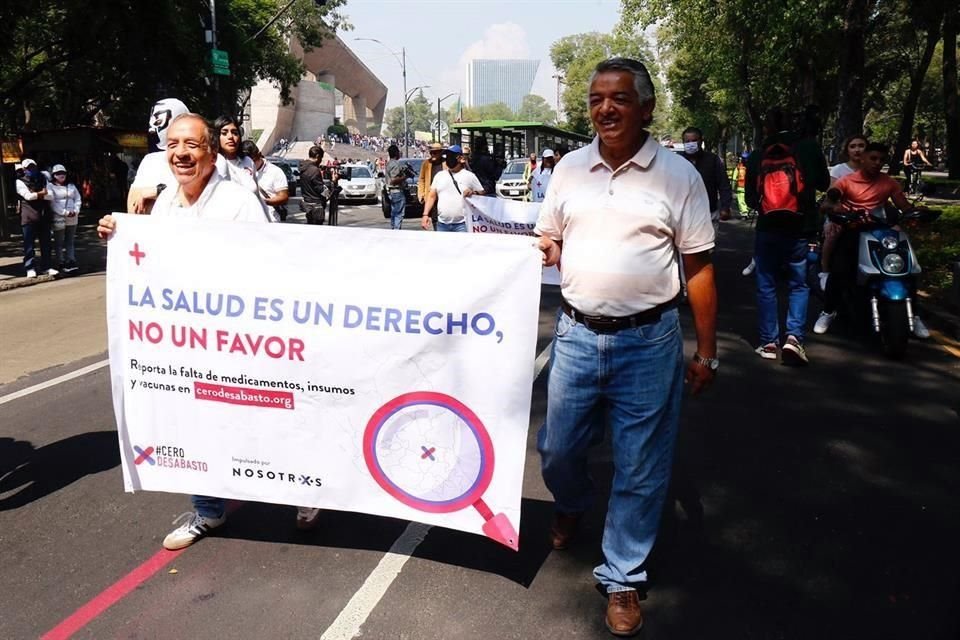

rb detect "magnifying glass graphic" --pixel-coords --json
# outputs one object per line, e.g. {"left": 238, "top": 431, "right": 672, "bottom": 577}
{"left": 363, "top": 391, "right": 519, "bottom": 550}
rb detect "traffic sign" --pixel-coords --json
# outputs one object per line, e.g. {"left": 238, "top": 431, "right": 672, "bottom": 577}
{"left": 210, "top": 48, "right": 230, "bottom": 76}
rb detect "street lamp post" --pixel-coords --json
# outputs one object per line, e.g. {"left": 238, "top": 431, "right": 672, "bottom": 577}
{"left": 551, "top": 74, "right": 566, "bottom": 122}
{"left": 355, "top": 38, "right": 409, "bottom": 156}
{"left": 436, "top": 93, "right": 458, "bottom": 143}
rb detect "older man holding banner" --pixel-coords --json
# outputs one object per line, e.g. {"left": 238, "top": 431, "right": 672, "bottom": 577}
{"left": 101, "top": 116, "right": 542, "bottom": 553}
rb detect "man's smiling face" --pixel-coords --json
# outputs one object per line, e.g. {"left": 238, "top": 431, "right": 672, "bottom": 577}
{"left": 166, "top": 117, "right": 215, "bottom": 189}
{"left": 589, "top": 70, "right": 654, "bottom": 154}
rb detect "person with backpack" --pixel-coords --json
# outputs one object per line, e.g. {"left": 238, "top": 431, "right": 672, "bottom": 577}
{"left": 744, "top": 107, "right": 830, "bottom": 365}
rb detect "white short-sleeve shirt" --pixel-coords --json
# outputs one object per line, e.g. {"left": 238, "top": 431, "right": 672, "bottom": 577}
{"left": 829, "top": 162, "right": 855, "bottom": 183}
{"left": 535, "top": 135, "right": 715, "bottom": 316}
{"left": 430, "top": 168, "right": 483, "bottom": 223}
{"left": 151, "top": 171, "right": 270, "bottom": 223}
{"left": 131, "top": 151, "right": 176, "bottom": 189}
{"left": 256, "top": 160, "right": 289, "bottom": 219}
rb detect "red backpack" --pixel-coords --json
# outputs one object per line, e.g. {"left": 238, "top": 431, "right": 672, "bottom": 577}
{"left": 757, "top": 142, "right": 804, "bottom": 215}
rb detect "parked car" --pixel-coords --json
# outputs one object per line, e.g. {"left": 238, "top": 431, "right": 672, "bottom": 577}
{"left": 339, "top": 164, "right": 381, "bottom": 204}
{"left": 266, "top": 156, "right": 300, "bottom": 196}
{"left": 495, "top": 158, "right": 529, "bottom": 200}
{"left": 379, "top": 158, "right": 424, "bottom": 218}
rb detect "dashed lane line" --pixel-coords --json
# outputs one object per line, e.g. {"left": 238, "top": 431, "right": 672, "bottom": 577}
{"left": 0, "top": 359, "right": 109, "bottom": 406}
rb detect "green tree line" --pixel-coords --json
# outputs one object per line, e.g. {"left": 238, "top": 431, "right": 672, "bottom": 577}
{"left": 549, "top": 0, "right": 958, "bottom": 178}
{"left": 0, "top": 0, "right": 349, "bottom": 135}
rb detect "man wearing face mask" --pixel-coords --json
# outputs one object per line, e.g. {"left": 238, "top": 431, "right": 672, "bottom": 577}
{"left": 681, "top": 127, "right": 732, "bottom": 232}
{"left": 128, "top": 98, "right": 190, "bottom": 213}
{"left": 420, "top": 145, "right": 483, "bottom": 232}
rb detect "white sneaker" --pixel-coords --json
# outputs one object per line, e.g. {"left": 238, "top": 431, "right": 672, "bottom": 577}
{"left": 818, "top": 272, "right": 829, "bottom": 290}
{"left": 913, "top": 316, "right": 930, "bottom": 339}
{"left": 26, "top": 269, "right": 37, "bottom": 278}
{"left": 46, "top": 267, "right": 59, "bottom": 276}
{"left": 741, "top": 258, "right": 756, "bottom": 277}
{"left": 162, "top": 512, "right": 226, "bottom": 550}
{"left": 296, "top": 507, "right": 322, "bottom": 531}
{"left": 813, "top": 311, "right": 837, "bottom": 334}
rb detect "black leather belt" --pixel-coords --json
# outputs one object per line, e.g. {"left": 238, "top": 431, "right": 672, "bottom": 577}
{"left": 561, "top": 295, "right": 680, "bottom": 332}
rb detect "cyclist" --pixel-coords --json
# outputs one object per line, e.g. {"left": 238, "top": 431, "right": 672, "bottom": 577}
{"left": 902, "top": 140, "right": 931, "bottom": 195}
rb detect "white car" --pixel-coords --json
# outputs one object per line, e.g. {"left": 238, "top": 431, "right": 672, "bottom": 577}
{"left": 495, "top": 158, "right": 530, "bottom": 200}
{"left": 340, "top": 164, "right": 381, "bottom": 204}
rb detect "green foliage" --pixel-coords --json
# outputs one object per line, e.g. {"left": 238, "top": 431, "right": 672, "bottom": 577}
{"left": 0, "top": 0, "right": 349, "bottom": 133}
{"left": 516, "top": 95, "right": 557, "bottom": 124}
{"left": 913, "top": 204, "right": 960, "bottom": 293}
{"left": 382, "top": 90, "right": 435, "bottom": 137}
{"left": 549, "top": 31, "right": 663, "bottom": 136}
{"left": 327, "top": 123, "right": 348, "bottom": 136}
{"left": 461, "top": 103, "right": 516, "bottom": 122}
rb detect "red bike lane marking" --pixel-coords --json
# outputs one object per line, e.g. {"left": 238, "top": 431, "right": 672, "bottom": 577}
{"left": 41, "top": 547, "right": 184, "bottom": 640}
{"left": 41, "top": 501, "right": 242, "bottom": 639}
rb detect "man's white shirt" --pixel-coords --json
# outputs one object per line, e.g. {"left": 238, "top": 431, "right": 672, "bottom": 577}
{"left": 255, "top": 160, "right": 289, "bottom": 219}
{"left": 131, "top": 151, "right": 176, "bottom": 190}
{"left": 151, "top": 171, "right": 270, "bottom": 223}
{"left": 535, "top": 135, "right": 715, "bottom": 316}
{"left": 430, "top": 168, "right": 483, "bottom": 224}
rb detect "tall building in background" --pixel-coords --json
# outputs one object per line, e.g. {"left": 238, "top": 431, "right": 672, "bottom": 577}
{"left": 465, "top": 59, "right": 540, "bottom": 113}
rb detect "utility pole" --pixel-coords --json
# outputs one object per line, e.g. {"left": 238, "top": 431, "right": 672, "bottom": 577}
{"left": 401, "top": 47, "right": 408, "bottom": 157}
{"left": 209, "top": 0, "right": 221, "bottom": 114}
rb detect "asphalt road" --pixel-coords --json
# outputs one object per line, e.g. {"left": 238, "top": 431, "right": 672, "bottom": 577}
{"left": 2, "top": 203, "right": 959, "bottom": 640}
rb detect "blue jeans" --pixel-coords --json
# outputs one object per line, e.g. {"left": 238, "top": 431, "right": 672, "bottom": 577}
{"left": 754, "top": 230, "right": 809, "bottom": 345}
{"left": 22, "top": 220, "right": 52, "bottom": 272}
{"left": 538, "top": 307, "right": 685, "bottom": 591}
{"left": 388, "top": 190, "right": 405, "bottom": 230}
{"left": 437, "top": 220, "right": 466, "bottom": 232}
{"left": 192, "top": 495, "right": 225, "bottom": 519}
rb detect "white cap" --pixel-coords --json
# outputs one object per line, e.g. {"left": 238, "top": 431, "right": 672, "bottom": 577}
{"left": 21, "top": 158, "right": 36, "bottom": 168}
{"left": 52, "top": 164, "right": 66, "bottom": 174}
{"left": 542, "top": 149, "right": 555, "bottom": 159}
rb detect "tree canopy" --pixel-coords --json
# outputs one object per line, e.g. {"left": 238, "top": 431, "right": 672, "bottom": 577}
{"left": 0, "top": 0, "right": 349, "bottom": 134}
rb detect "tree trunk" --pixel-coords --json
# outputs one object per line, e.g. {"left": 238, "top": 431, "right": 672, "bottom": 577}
{"left": 944, "top": 7, "right": 959, "bottom": 179}
{"left": 833, "top": 0, "right": 873, "bottom": 155}
{"left": 892, "top": 24, "right": 942, "bottom": 175}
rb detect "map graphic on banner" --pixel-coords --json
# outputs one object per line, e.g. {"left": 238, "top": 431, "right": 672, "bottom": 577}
{"left": 464, "top": 197, "right": 560, "bottom": 285}
{"left": 106, "top": 214, "right": 542, "bottom": 550}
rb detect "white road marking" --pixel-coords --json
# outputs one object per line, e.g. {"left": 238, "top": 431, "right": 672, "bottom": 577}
{"left": 318, "top": 340, "right": 554, "bottom": 639}
{"left": 0, "top": 359, "right": 109, "bottom": 406}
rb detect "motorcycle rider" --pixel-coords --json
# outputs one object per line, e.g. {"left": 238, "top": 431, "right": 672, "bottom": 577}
{"left": 814, "top": 142, "right": 929, "bottom": 338}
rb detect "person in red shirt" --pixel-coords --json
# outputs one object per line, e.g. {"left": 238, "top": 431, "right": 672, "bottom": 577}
{"left": 813, "top": 142, "right": 928, "bottom": 337}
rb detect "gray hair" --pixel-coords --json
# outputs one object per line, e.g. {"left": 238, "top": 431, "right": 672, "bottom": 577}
{"left": 587, "top": 57, "right": 656, "bottom": 126}
{"left": 167, "top": 113, "right": 219, "bottom": 154}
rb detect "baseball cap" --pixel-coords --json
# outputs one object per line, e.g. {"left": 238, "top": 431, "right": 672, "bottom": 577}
{"left": 21, "top": 158, "right": 36, "bottom": 168}
{"left": 542, "top": 149, "right": 555, "bottom": 158}
{"left": 447, "top": 144, "right": 463, "bottom": 155}
{"left": 52, "top": 164, "right": 67, "bottom": 174}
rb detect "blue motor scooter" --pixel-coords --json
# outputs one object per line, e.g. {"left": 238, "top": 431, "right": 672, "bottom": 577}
{"left": 823, "top": 188, "right": 940, "bottom": 358}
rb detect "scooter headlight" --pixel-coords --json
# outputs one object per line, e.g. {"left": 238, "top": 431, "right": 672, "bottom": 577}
{"left": 881, "top": 235, "right": 899, "bottom": 251}
{"left": 882, "top": 253, "right": 906, "bottom": 274}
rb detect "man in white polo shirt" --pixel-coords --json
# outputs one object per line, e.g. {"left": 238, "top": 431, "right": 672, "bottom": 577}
{"left": 535, "top": 58, "right": 717, "bottom": 637}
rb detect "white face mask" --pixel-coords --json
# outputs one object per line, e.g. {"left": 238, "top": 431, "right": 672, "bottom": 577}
{"left": 683, "top": 141, "right": 700, "bottom": 155}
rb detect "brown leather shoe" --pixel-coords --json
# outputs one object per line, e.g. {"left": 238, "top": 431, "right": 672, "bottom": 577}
{"left": 605, "top": 590, "right": 644, "bottom": 637}
{"left": 549, "top": 511, "right": 581, "bottom": 550}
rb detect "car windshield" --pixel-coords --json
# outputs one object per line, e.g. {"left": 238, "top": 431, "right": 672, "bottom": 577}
{"left": 503, "top": 160, "right": 527, "bottom": 175}
{"left": 350, "top": 167, "right": 372, "bottom": 178}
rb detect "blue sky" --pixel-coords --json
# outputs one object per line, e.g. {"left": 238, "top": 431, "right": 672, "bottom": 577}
{"left": 338, "top": 0, "right": 622, "bottom": 113}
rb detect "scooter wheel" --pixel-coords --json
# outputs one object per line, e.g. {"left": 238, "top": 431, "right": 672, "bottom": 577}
{"left": 878, "top": 300, "right": 910, "bottom": 359}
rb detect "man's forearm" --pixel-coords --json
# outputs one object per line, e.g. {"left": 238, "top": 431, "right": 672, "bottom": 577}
{"left": 683, "top": 253, "right": 718, "bottom": 358}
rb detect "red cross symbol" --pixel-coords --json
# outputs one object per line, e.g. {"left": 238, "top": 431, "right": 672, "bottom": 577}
{"left": 129, "top": 243, "right": 146, "bottom": 266}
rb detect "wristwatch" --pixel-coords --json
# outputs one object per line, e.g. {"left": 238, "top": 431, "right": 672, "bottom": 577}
{"left": 693, "top": 352, "right": 719, "bottom": 371}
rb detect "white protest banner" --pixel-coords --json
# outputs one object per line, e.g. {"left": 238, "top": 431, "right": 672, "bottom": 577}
{"left": 464, "top": 197, "right": 560, "bottom": 285}
{"left": 107, "top": 214, "right": 542, "bottom": 550}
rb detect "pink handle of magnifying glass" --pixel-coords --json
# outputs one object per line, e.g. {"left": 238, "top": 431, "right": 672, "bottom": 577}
{"left": 473, "top": 498, "right": 519, "bottom": 551}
